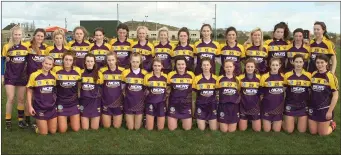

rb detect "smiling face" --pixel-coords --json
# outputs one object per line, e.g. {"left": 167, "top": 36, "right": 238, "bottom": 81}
{"left": 316, "top": 58, "right": 328, "bottom": 71}
{"left": 12, "top": 29, "right": 23, "bottom": 43}
{"left": 294, "top": 32, "right": 303, "bottom": 43}
{"left": 34, "top": 32, "right": 45, "bottom": 44}
{"left": 226, "top": 30, "right": 237, "bottom": 43}
{"left": 117, "top": 28, "right": 127, "bottom": 40}
{"left": 176, "top": 60, "right": 186, "bottom": 72}
{"left": 42, "top": 58, "right": 54, "bottom": 72}
{"left": 152, "top": 61, "right": 163, "bottom": 73}
{"left": 293, "top": 56, "right": 304, "bottom": 70}
{"left": 314, "top": 24, "right": 324, "bottom": 39}
{"left": 245, "top": 62, "right": 256, "bottom": 74}
{"left": 270, "top": 59, "right": 281, "bottom": 73}
{"left": 138, "top": 28, "right": 147, "bottom": 41}
{"left": 252, "top": 31, "right": 262, "bottom": 43}
{"left": 159, "top": 31, "right": 168, "bottom": 42}
{"left": 201, "top": 26, "right": 212, "bottom": 40}
{"left": 94, "top": 30, "right": 104, "bottom": 42}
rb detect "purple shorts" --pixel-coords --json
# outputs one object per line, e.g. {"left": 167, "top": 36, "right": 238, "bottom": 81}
{"left": 195, "top": 103, "right": 217, "bottom": 121}
{"left": 102, "top": 105, "right": 123, "bottom": 116}
{"left": 4, "top": 78, "right": 27, "bottom": 86}
{"left": 240, "top": 113, "right": 261, "bottom": 121}
{"left": 56, "top": 100, "right": 80, "bottom": 116}
{"left": 217, "top": 103, "right": 240, "bottom": 124}
{"left": 79, "top": 97, "right": 101, "bottom": 118}
{"left": 145, "top": 102, "right": 166, "bottom": 117}
{"left": 261, "top": 113, "right": 283, "bottom": 122}
{"left": 33, "top": 107, "right": 57, "bottom": 120}
{"left": 167, "top": 99, "right": 192, "bottom": 119}
{"left": 284, "top": 105, "right": 308, "bottom": 117}
{"left": 308, "top": 107, "right": 333, "bottom": 122}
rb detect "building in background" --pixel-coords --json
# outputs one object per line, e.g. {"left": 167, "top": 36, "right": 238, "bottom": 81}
{"left": 129, "top": 30, "right": 200, "bottom": 41}
{"left": 80, "top": 20, "right": 121, "bottom": 38}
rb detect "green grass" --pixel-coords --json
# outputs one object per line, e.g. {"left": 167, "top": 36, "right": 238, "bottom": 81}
{"left": 1, "top": 48, "right": 340, "bottom": 154}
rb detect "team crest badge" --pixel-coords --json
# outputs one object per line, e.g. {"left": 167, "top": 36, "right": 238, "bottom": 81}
{"left": 286, "top": 106, "right": 291, "bottom": 111}
{"left": 197, "top": 108, "right": 201, "bottom": 114}
{"left": 39, "top": 112, "right": 44, "bottom": 117}
{"left": 220, "top": 112, "right": 225, "bottom": 117}
{"left": 149, "top": 105, "right": 153, "bottom": 111}
{"left": 58, "top": 74, "right": 63, "bottom": 80}
{"left": 309, "top": 109, "right": 313, "bottom": 114}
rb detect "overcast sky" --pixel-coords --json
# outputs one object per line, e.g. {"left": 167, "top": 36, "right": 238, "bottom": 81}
{"left": 2, "top": 1, "right": 340, "bottom": 33}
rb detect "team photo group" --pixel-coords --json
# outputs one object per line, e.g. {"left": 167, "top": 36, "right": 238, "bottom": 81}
{"left": 2, "top": 21, "right": 338, "bottom": 136}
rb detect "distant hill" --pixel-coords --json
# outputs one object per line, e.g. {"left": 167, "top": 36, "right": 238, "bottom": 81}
{"left": 123, "top": 21, "right": 180, "bottom": 31}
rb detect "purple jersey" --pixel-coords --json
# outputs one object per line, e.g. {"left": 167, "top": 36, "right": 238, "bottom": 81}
{"left": 99, "top": 66, "right": 124, "bottom": 107}
{"left": 194, "top": 40, "right": 220, "bottom": 75}
{"left": 131, "top": 40, "right": 154, "bottom": 72}
{"left": 154, "top": 42, "right": 174, "bottom": 72}
{"left": 238, "top": 74, "right": 261, "bottom": 115}
{"left": 286, "top": 42, "right": 310, "bottom": 72}
{"left": 80, "top": 69, "right": 104, "bottom": 99}
{"left": 308, "top": 37, "right": 336, "bottom": 73}
{"left": 89, "top": 43, "right": 112, "bottom": 69}
{"left": 67, "top": 40, "right": 91, "bottom": 69}
{"left": 310, "top": 71, "right": 338, "bottom": 109}
{"left": 217, "top": 75, "right": 240, "bottom": 104}
{"left": 144, "top": 72, "right": 168, "bottom": 104}
{"left": 219, "top": 42, "right": 245, "bottom": 76}
{"left": 46, "top": 45, "right": 70, "bottom": 66}
{"left": 260, "top": 72, "right": 285, "bottom": 114}
{"left": 193, "top": 73, "right": 218, "bottom": 105}
{"left": 2, "top": 42, "right": 29, "bottom": 81}
{"left": 109, "top": 38, "right": 133, "bottom": 68}
{"left": 27, "top": 69, "right": 57, "bottom": 110}
{"left": 122, "top": 68, "right": 147, "bottom": 111}
{"left": 27, "top": 43, "right": 48, "bottom": 76}
{"left": 52, "top": 66, "right": 82, "bottom": 107}
{"left": 167, "top": 70, "right": 195, "bottom": 99}
{"left": 244, "top": 44, "right": 269, "bottom": 74}
{"left": 265, "top": 39, "right": 290, "bottom": 70}
{"left": 284, "top": 69, "right": 311, "bottom": 110}
{"left": 172, "top": 44, "right": 195, "bottom": 71}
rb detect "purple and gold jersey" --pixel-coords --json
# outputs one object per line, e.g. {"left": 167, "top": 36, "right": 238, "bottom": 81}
{"left": 80, "top": 69, "right": 104, "bottom": 99}
{"left": 27, "top": 69, "right": 56, "bottom": 110}
{"left": 286, "top": 42, "right": 310, "bottom": 71}
{"left": 167, "top": 70, "right": 195, "bottom": 99}
{"left": 131, "top": 40, "right": 155, "bottom": 72}
{"left": 193, "top": 73, "right": 218, "bottom": 105}
{"left": 244, "top": 44, "right": 269, "bottom": 74}
{"left": 218, "top": 42, "right": 245, "bottom": 75}
{"left": 284, "top": 69, "right": 311, "bottom": 109}
{"left": 260, "top": 72, "right": 285, "bottom": 113}
{"left": 216, "top": 75, "right": 240, "bottom": 104}
{"left": 67, "top": 40, "right": 91, "bottom": 69}
{"left": 122, "top": 68, "right": 148, "bottom": 110}
{"left": 46, "top": 45, "right": 71, "bottom": 66}
{"left": 88, "top": 43, "right": 112, "bottom": 68}
{"left": 99, "top": 66, "right": 124, "bottom": 106}
{"left": 264, "top": 39, "right": 290, "bottom": 69}
{"left": 144, "top": 72, "right": 168, "bottom": 104}
{"left": 2, "top": 41, "right": 29, "bottom": 80}
{"left": 154, "top": 42, "right": 174, "bottom": 72}
{"left": 172, "top": 44, "right": 195, "bottom": 71}
{"left": 238, "top": 74, "right": 261, "bottom": 114}
{"left": 52, "top": 66, "right": 81, "bottom": 106}
{"left": 308, "top": 37, "right": 336, "bottom": 73}
{"left": 27, "top": 42, "right": 49, "bottom": 76}
{"left": 310, "top": 71, "right": 338, "bottom": 109}
{"left": 194, "top": 40, "right": 220, "bottom": 75}
{"left": 109, "top": 38, "right": 134, "bottom": 68}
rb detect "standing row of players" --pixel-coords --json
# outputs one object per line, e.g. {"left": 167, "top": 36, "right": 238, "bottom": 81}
{"left": 2, "top": 21, "right": 338, "bottom": 135}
